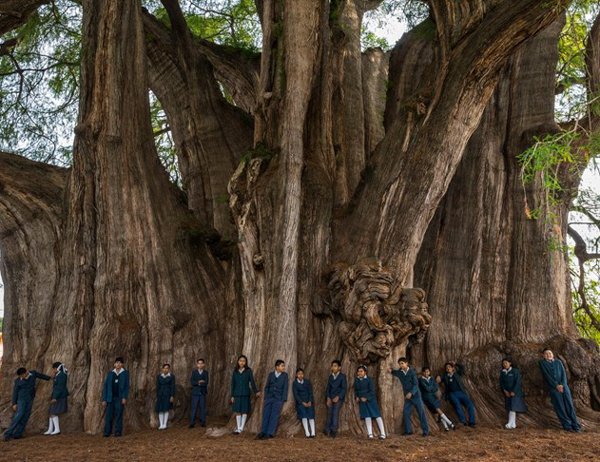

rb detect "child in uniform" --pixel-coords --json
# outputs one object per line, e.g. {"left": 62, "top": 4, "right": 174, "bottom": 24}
{"left": 324, "top": 359, "right": 347, "bottom": 438}
{"left": 101, "top": 357, "right": 130, "bottom": 437}
{"left": 292, "top": 368, "right": 316, "bottom": 438}
{"left": 390, "top": 358, "right": 429, "bottom": 436}
{"left": 189, "top": 358, "right": 208, "bottom": 428}
{"left": 418, "top": 366, "right": 455, "bottom": 431}
{"left": 230, "top": 354, "right": 260, "bottom": 434}
{"left": 437, "top": 361, "right": 476, "bottom": 427}
{"left": 354, "top": 365, "right": 386, "bottom": 439}
{"left": 44, "top": 362, "right": 69, "bottom": 436}
{"left": 156, "top": 363, "right": 176, "bottom": 430}
{"left": 257, "top": 359, "right": 289, "bottom": 439}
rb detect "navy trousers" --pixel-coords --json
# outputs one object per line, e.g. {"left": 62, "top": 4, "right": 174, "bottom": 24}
{"left": 190, "top": 394, "right": 207, "bottom": 425}
{"left": 325, "top": 400, "right": 342, "bottom": 433}
{"left": 260, "top": 398, "right": 284, "bottom": 436}
{"left": 448, "top": 391, "right": 476, "bottom": 425}
{"left": 403, "top": 396, "right": 429, "bottom": 435}
{"left": 104, "top": 400, "right": 125, "bottom": 436}
{"left": 549, "top": 387, "right": 580, "bottom": 431}
{"left": 4, "top": 400, "right": 33, "bottom": 439}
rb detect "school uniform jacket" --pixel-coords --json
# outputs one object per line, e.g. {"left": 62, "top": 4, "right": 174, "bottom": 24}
{"left": 539, "top": 359, "right": 569, "bottom": 391}
{"left": 102, "top": 369, "right": 130, "bottom": 403}
{"left": 292, "top": 379, "right": 314, "bottom": 405}
{"left": 51, "top": 371, "right": 69, "bottom": 400}
{"left": 499, "top": 367, "right": 527, "bottom": 412}
{"left": 12, "top": 371, "right": 51, "bottom": 405}
{"left": 418, "top": 376, "right": 439, "bottom": 396}
{"left": 440, "top": 364, "right": 468, "bottom": 400}
{"left": 230, "top": 368, "right": 259, "bottom": 397}
{"left": 191, "top": 369, "right": 209, "bottom": 395}
{"left": 392, "top": 368, "right": 421, "bottom": 398}
{"left": 264, "top": 371, "right": 289, "bottom": 401}
{"left": 326, "top": 373, "right": 347, "bottom": 402}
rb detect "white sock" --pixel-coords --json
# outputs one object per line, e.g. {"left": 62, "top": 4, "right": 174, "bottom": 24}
{"left": 440, "top": 417, "right": 449, "bottom": 430}
{"left": 441, "top": 414, "right": 452, "bottom": 425}
{"left": 509, "top": 411, "right": 517, "bottom": 428}
{"left": 309, "top": 419, "right": 316, "bottom": 436}
{"left": 164, "top": 412, "right": 170, "bottom": 428}
{"left": 158, "top": 413, "right": 163, "bottom": 429}
{"left": 302, "top": 418, "right": 310, "bottom": 436}
{"left": 236, "top": 415, "right": 242, "bottom": 431}
{"left": 44, "top": 417, "right": 54, "bottom": 435}
{"left": 365, "top": 417, "right": 373, "bottom": 437}
{"left": 375, "top": 417, "right": 386, "bottom": 437}
{"left": 240, "top": 414, "right": 248, "bottom": 431}
{"left": 50, "top": 416, "right": 60, "bottom": 435}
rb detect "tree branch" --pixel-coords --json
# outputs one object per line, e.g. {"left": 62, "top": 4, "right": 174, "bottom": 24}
{"left": 0, "top": 0, "right": 50, "bottom": 36}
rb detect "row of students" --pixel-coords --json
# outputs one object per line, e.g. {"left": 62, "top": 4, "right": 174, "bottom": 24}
{"left": 2, "top": 348, "right": 581, "bottom": 441}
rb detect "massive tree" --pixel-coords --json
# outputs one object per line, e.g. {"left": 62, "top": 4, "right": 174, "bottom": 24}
{"left": 0, "top": 0, "right": 599, "bottom": 436}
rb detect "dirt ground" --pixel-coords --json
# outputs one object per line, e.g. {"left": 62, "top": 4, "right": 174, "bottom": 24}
{"left": 1, "top": 424, "right": 598, "bottom": 462}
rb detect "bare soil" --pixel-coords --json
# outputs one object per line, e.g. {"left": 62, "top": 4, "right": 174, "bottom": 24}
{"left": 1, "top": 424, "right": 598, "bottom": 462}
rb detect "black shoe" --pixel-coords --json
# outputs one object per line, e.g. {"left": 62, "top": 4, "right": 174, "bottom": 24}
{"left": 267, "top": 434, "right": 274, "bottom": 439}
{"left": 255, "top": 432, "right": 265, "bottom": 440}
{"left": 468, "top": 423, "right": 476, "bottom": 428}
{"left": 188, "top": 424, "right": 195, "bottom": 429}
{"left": 330, "top": 431, "right": 337, "bottom": 438}
{"left": 103, "top": 434, "right": 110, "bottom": 438}
{"left": 3, "top": 435, "right": 11, "bottom": 442}
{"left": 451, "top": 424, "right": 456, "bottom": 430}
{"left": 310, "top": 435, "right": 316, "bottom": 438}
{"left": 200, "top": 422, "right": 206, "bottom": 428}
{"left": 12, "top": 436, "right": 22, "bottom": 440}
{"left": 323, "top": 430, "right": 330, "bottom": 437}
{"left": 233, "top": 430, "right": 240, "bottom": 435}
{"left": 114, "top": 433, "right": 122, "bottom": 437}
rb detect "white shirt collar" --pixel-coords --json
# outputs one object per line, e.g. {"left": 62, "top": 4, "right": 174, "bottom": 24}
{"left": 332, "top": 372, "right": 339, "bottom": 379}
{"left": 502, "top": 367, "right": 512, "bottom": 373}
{"left": 401, "top": 367, "right": 409, "bottom": 375}
{"left": 161, "top": 372, "right": 171, "bottom": 378}
{"left": 275, "top": 371, "right": 281, "bottom": 378}
{"left": 297, "top": 379, "right": 304, "bottom": 384}
{"left": 422, "top": 376, "right": 431, "bottom": 381}
{"left": 113, "top": 368, "right": 125, "bottom": 375}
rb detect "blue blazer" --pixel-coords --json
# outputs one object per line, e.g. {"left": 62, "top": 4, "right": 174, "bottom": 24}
{"left": 326, "top": 373, "right": 347, "bottom": 401}
{"left": 391, "top": 368, "right": 421, "bottom": 397}
{"left": 12, "top": 371, "right": 50, "bottom": 405}
{"left": 191, "top": 369, "right": 209, "bottom": 395}
{"left": 440, "top": 364, "right": 468, "bottom": 399}
{"left": 292, "top": 379, "right": 314, "bottom": 404}
{"left": 539, "top": 359, "right": 569, "bottom": 390}
{"left": 264, "top": 371, "right": 289, "bottom": 401}
{"left": 102, "top": 369, "right": 130, "bottom": 403}
{"left": 51, "top": 371, "right": 69, "bottom": 400}
{"left": 418, "top": 376, "right": 439, "bottom": 395}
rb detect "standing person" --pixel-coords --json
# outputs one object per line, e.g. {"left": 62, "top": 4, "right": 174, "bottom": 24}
{"left": 3, "top": 367, "right": 51, "bottom": 441}
{"left": 437, "top": 361, "right": 476, "bottom": 427}
{"left": 418, "top": 366, "right": 455, "bottom": 431}
{"left": 324, "top": 359, "right": 347, "bottom": 438}
{"left": 292, "top": 368, "right": 316, "bottom": 438}
{"left": 390, "top": 358, "right": 429, "bottom": 436}
{"left": 230, "top": 355, "right": 260, "bottom": 434}
{"left": 499, "top": 358, "right": 527, "bottom": 429}
{"left": 354, "top": 366, "right": 386, "bottom": 439}
{"left": 101, "top": 357, "right": 130, "bottom": 437}
{"left": 189, "top": 358, "right": 209, "bottom": 428}
{"left": 44, "top": 362, "right": 69, "bottom": 436}
{"left": 156, "top": 363, "right": 176, "bottom": 430}
{"left": 538, "top": 348, "right": 580, "bottom": 432}
{"left": 257, "top": 359, "right": 289, "bottom": 440}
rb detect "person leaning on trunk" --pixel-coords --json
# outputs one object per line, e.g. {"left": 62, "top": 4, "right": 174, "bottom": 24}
{"left": 44, "top": 362, "right": 69, "bottom": 436}
{"left": 101, "top": 357, "right": 130, "bottom": 437}
{"left": 3, "top": 367, "right": 51, "bottom": 441}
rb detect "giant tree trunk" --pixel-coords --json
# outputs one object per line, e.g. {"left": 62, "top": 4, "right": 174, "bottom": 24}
{"left": 1, "top": 0, "right": 599, "bottom": 436}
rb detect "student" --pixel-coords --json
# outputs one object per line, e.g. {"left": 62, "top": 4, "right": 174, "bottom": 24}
{"left": 389, "top": 358, "right": 428, "bottom": 436}
{"left": 44, "top": 362, "right": 69, "bottom": 436}
{"left": 101, "top": 357, "right": 130, "bottom": 437}
{"left": 418, "top": 366, "right": 455, "bottom": 431}
{"left": 3, "top": 367, "right": 51, "bottom": 441}
{"left": 437, "top": 361, "right": 476, "bottom": 427}
{"left": 499, "top": 358, "right": 527, "bottom": 429}
{"left": 189, "top": 358, "right": 209, "bottom": 428}
{"left": 324, "top": 359, "right": 347, "bottom": 438}
{"left": 538, "top": 348, "right": 580, "bottom": 432}
{"left": 354, "top": 366, "right": 386, "bottom": 439}
{"left": 230, "top": 355, "right": 260, "bottom": 434}
{"left": 156, "top": 363, "right": 176, "bottom": 430}
{"left": 257, "top": 359, "right": 289, "bottom": 440}
{"left": 292, "top": 368, "right": 316, "bottom": 438}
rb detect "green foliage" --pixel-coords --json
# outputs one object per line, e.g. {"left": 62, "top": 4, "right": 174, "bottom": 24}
{"left": 361, "top": 29, "right": 389, "bottom": 51}
{"left": 570, "top": 256, "right": 600, "bottom": 345}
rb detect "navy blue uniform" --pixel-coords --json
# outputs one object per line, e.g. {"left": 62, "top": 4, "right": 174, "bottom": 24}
{"left": 325, "top": 372, "right": 347, "bottom": 434}
{"left": 292, "top": 379, "right": 315, "bottom": 420}
{"left": 260, "top": 371, "right": 289, "bottom": 436}
{"left": 499, "top": 367, "right": 527, "bottom": 413}
{"left": 156, "top": 373, "right": 176, "bottom": 413}
{"left": 190, "top": 369, "right": 209, "bottom": 426}
{"left": 102, "top": 369, "right": 130, "bottom": 437}
{"left": 392, "top": 368, "right": 429, "bottom": 435}
{"left": 354, "top": 376, "right": 381, "bottom": 419}
{"left": 4, "top": 371, "right": 50, "bottom": 440}
{"left": 440, "top": 364, "right": 476, "bottom": 426}
{"left": 539, "top": 359, "right": 580, "bottom": 431}
{"left": 231, "top": 368, "right": 258, "bottom": 414}
{"left": 418, "top": 376, "right": 441, "bottom": 412}
{"left": 49, "top": 370, "right": 69, "bottom": 415}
